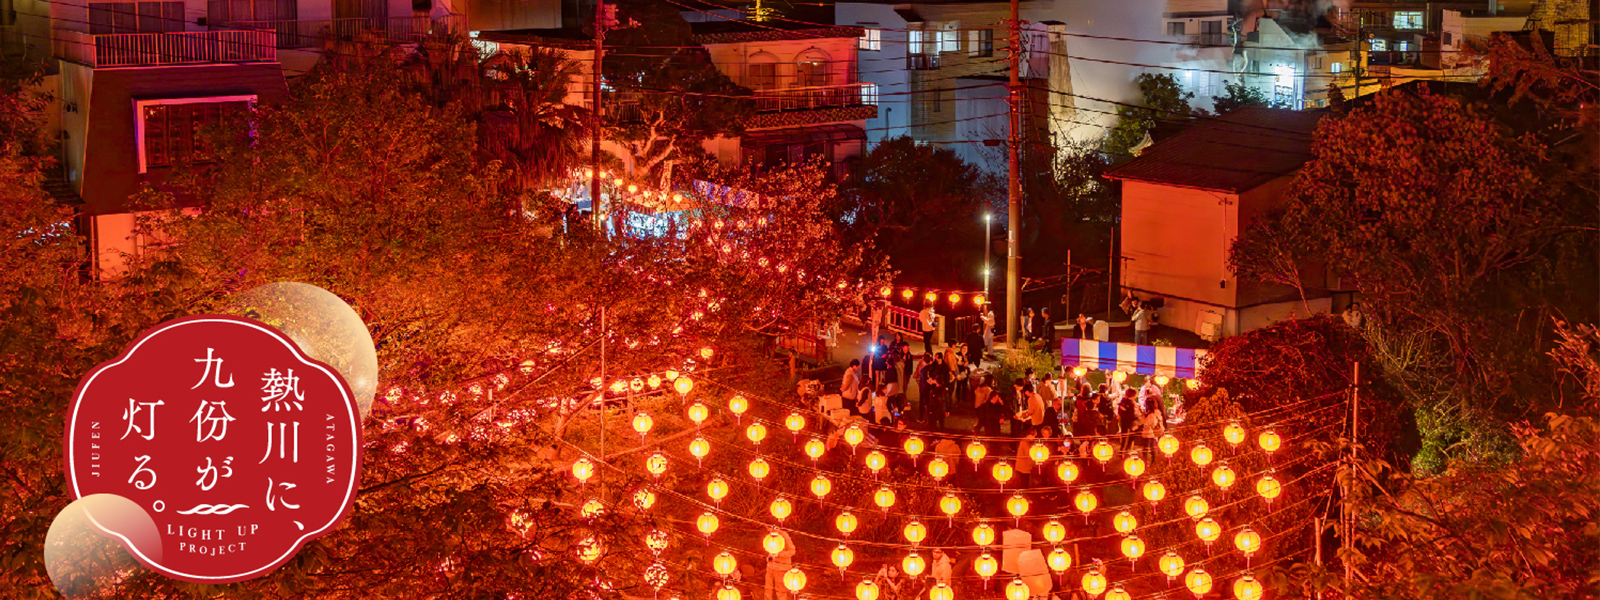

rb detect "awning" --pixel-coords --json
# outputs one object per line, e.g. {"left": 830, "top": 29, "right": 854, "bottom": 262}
{"left": 1060, "top": 339, "right": 1207, "bottom": 379}
{"left": 740, "top": 123, "right": 866, "bottom": 148}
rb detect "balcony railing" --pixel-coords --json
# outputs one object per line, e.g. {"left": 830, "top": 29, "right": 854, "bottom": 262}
{"left": 55, "top": 29, "right": 276, "bottom": 68}
{"left": 907, "top": 53, "right": 940, "bottom": 70}
{"left": 753, "top": 83, "right": 871, "bottom": 112}
{"left": 218, "top": 16, "right": 464, "bottom": 50}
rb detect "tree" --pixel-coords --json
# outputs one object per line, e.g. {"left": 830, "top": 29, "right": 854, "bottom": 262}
{"left": 1227, "top": 213, "right": 1312, "bottom": 314}
{"left": 834, "top": 135, "right": 996, "bottom": 286}
{"left": 1212, "top": 79, "right": 1269, "bottom": 114}
{"left": 1103, "top": 73, "right": 1201, "bottom": 158}
{"left": 1019, "top": 142, "right": 1117, "bottom": 279}
{"left": 601, "top": 0, "right": 753, "bottom": 181}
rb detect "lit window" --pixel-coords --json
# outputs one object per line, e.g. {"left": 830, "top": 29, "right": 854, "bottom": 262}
{"left": 909, "top": 30, "right": 928, "bottom": 55}
{"left": 1331, "top": 61, "right": 1343, "bottom": 73}
{"left": 858, "top": 28, "right": 881, "bottom": 51}
{"left": 1369, "top": 39, "right": 1388, "bottom": 52}
{"left": 1393, "top": 11, "right": 1422, "bottom": 30}
{"left": 939, "top": 28, "right": 959, "bottom": 53}
{"left": 1166, "top": 21, "right": 1185, "bottom": 36}
{"left": 862, "top": 83, "right": 878, "bottom": 105}
{"left": 139, "top": 99, "right": 252, "bottom": 172}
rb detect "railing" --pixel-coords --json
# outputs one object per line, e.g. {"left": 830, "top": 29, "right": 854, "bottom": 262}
{"left": 219, "top": 16, "right": 463, "bottom": 49}
{"left": 777, "top": 331, "right": 827, "bottom": 366}
{"left": 907, "top": 53, "right": 940, "bottom": 70}
{"left": 752, "top": 83, "right": 871, "bottom": 112}
{"left": 55, "top": 29, "right": 276, "bottom": 68}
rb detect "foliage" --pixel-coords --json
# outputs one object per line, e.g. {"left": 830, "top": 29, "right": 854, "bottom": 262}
{"left": 835, "top": 135, "right": 996, "bottom": 286}
{"left": 1212, "top": 80, "right": 1269, "bottom": 114}
{"left": 1228, "top": 210, "right": 1313, "bottom": 314}
{"left": 602, "top": 0, "right": 753, "bottom": 181}
{"left": 1019, "top": 142, "right": 1118, "bottom": 278}
{"left": 1103, "top": 73, "right": 1202, "bottom": 158}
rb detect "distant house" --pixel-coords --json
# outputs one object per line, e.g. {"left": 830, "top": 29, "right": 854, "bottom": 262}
{"left": 1105, "top": 107, "right": 1344, "bottom": 341}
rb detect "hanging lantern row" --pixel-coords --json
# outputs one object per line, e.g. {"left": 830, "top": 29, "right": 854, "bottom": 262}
{"left": 879, "top": 285, "right": 988, "bottom": 307}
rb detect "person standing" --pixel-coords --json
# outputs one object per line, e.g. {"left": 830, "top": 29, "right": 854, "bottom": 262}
{"left": 841, "top": 360, "right": 862, "bottom": 415}
{"left": 1342, "top": 302, "right": 1365, "bottom": 329}
{"left": 1073, "top": 390, "right": 1099, "bottom": 457}
{"left": 1076, "top": 313, "right": 1094, "bottom": 340}
{"left": 919, "top": 304, "right": 939, "bottom": 355}
{"left": 980, "top": 304, "right": 996, "bottom": 356}
{"left": 914, "top": 354, "right": 934, "bottom": 422}
{"left": 1040, "top": 308, "right": 1056, "bottom": 353}
{"left": 977, "top": 376, "right": 1005, "bottom": 437}
{"left": 872, "top": 384, "right": 893, "bottom": 426}
{"left": 891, "top": 333, "right": 913, "bottom": 390}
{"left": 930, "top": 549, "right": 953, "bottom": 586}
{"left": 1140, "top": 402, "right": 1165, "bottom": 456}
{"left": 869, "top": 298, "right": 887, "bottom": 346}
{"left": 1132, "top": 302, "right": 1152, "bottom": 345}
{"left": 1021, "top": 307, "right": 1036, "bottom": 342}
{"left": 925, "top": 354, "right": 950, "bottom": 430}
{"left": 1138, "top": 377, "right": 1163, "bottom": 412}
{"left": 1038, "top": 373, "right": 1061, "bottom": 434}
{"left": 1117, "top": 388, "right": 1139, "bottom": 452}
{"left": 1014, "top": 427, "right": 1038, "bottom": 489}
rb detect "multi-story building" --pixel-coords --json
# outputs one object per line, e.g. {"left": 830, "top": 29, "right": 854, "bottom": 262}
{"left": 835, "top": 0, "right": 1069, "bottom": 173}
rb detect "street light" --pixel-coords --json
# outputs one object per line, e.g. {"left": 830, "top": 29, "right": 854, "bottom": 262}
{"left": 983, "top": 213, "right": 992, "bottom": 297}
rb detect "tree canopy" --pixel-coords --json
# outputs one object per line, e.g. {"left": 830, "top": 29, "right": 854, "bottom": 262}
{"left": 1103, "top": 73, "right": 1201, "bottom": 158}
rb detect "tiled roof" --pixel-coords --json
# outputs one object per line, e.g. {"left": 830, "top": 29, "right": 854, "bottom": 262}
{"left": 690, "top": 21, "right": 864, "bottom": 44}
{"left": 1104, "top": 107, "right": 1324, "bottom": 193}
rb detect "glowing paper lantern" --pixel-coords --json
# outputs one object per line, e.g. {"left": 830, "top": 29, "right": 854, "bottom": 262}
{"left": 1074, "top": 489, "right": 1098, "bottom": 517}
{"left": 1158, "top": 433, "right": 1180, "bottom": 457}
{"left": 924, "top": 292, "right": 938, "bottom": 303}
{"left": 1005, "top": 494, "right": 1030, "bottom": 520}
{"left": 580, "top": 498, "right": 605, "bottom": 519}
{"left": 832, "top": 545, "right": 855, "bottom": 572}
{"left": 1091, "top": 439, "right": 1116, "bottom": 464}
{"left": 577, "top": 536, "right": 603, "bottom": 563}
{"left": 713, "top": 551, "right": 738, "bottom": 577}
{"left": 646, "top": 529, "right": 669, "bottom": 554}
{"left": 1154, "top": 375, "right": 1170, "bottom": 386}
{"left": 929, "top": 583, "right": 954, "bottom": 600}
{"left": 1223, "top": 422, "right": 1247, "bottom": 447}
{"left": 634, "top": 489, "right": 656, "bottom": 510}
{"left": 1123, "top": 453, "right": 1146, "bottom": 477}
{"left": 1143, "top": 479, "right": 1167, "bottom": 504}
{"left": 1195, "top": 518, "right": 1222, "bottom": 544}
{"left": 1184, "top": 494, "right": 1209, "bottom": 519}
{"left": 696, "top": 512, "right": 719, "bottom": 538}
{"left": 902, "top": 552, "right": 927, "bottom": 577}
{"left": 1212, "top": 463, "right": 1237, "bottom": 490}
{"left": 1105, "top": 584, "right": 1132, "bottom": 600}
{"left": 836, "top": 511, "right": 859, "bottom": 536}
{"left": 748, "top": 457, "right": 770, "bottom": 482}
{"left": 1112, "top": 510, "right": 1138, "bottom": 534}
{"left": 940, "top": 493, "right": 963, "bottom": 519}
{"left": 769, "top": 497, "right": 793, "bottom": 522}
{"left": 974, "top": 294, "right": 987, "bottom": 306}
{"left": 904, "top": 521, "right": 927, "bottom": 546}
{"left": 873, "top": 486, "right": 897, "bottom": 511}
{"left": 701, "top": 346, "right": 715, "bottom": 360}
{"left": 645, "top": 562, "right": 669, "bottom": 589}
{"left": 1112, "top": 370, "right": 1128, "bottom": 383}
{"left": 1058, "top": 461, "right": 1081, "bottom": 483}
{"left": 1042, "top": 520, "right": 1067, "bottom": 544}
{"left": 1235, "top": 526, "right": 1262, "bottom": 557}
{"left": 880, "top": 286, "right": 893, "bottom": 297}
{"left": 804, "top": 437, "right": 826, "bottom": 462}
{"left": 1190, "top": 443, "right": 1214, "bottom": 467}
{"left": 928, "top": 457, "right": 951, "bottom": 480}
{"left": 572, "top": 457, "right": 595, "bottom": 483}
{"left": 966, "top": 440, "right": 988, "bottom": 465}
{"left": 1185, "top": 567, "right": 1214, "bottom": 598}
{"left": 1257, "top": 474, "right": 1282, "bottom": 501}
{"left": 1072, "top": 367, "right": 1088, "bottom": 378}
{"left": 1029, "top": 442, "right": 1051, "bottom": 463}
{"left": 1234, "top": 573, "right": 1264, "bottom": 600}
{"left": 783, "top": 567, "right": 807, "bottom": 594}
{"left": 901, "top": 289, "right": 914, "bottom": 300}
{"left": 972, "top": 522, "right": 996, "bottom": 547}
{"left": 904, "top": 436, "right": 926, "bottom": 459}
{"left": 1048, "top": 546, "right": 1072, "bottom": 573}
{"left": 687, "top": 402, "right": 709, "bottom": 426}
{"left": 845, "top": 424, "right": 866, "bottom": 449}
{"left": 673, "top": 377, "right": 693, "bottom": 396}
{"left": 866, "top": 450, "right": 888, "bottom": 474}
{"left": 1081, "top": 568, "right": 1107, "bottom": 597}
{"left": 973, "top": 553, "right": 998, "bottom": 580}
{"left": 810, "top": 475, "right": 833, "bottom": 499}
{"left": 632, "top": 412, "right": 653, "bottom": 437}
{"left": 1005, "top": 578, "right": 1029, "bottom": 600}
{"left": 857, "top": 579, "right": 880, "bottom": 600}
{"left": 717, "top": 585, "right": 741, "bottom": 600}
{"left": 645, "top": 452, "right": 669, "bottom": 478}
{"left": 728, "top": 395, "right": 749, "bottom": 418}
{"left": 746, "top": 423, "right": 768, "bottom": 445}
{"left": 1258, "top": 430, "right": 1281, "bottom": 453}
{"left": 1121, "top": 535, "right": 1146, "bottom": 561}
{"left": 647, "top": 374, "right": 662, "bottom": 389}
{"left": 689, "top": 437, "right": 711, "bottom": 463}
{"left": 763, "top": 530, "right": 787, "bottom": 556}
{"left": 1159, "top": 550, "right": 1185, "bottom": 581}
{"left": 785, "top": 412, "right": 806, "bottom": 434}
{"left": 992, "top": 461, "right": 1015, "bottom": 486}
{"left": 707, "top": 478, "right": 729, "bottom": 503}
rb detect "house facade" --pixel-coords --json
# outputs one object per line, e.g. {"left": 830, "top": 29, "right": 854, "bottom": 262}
{"left": 1106, "top": 107, "right": 1340, "bottom": 340}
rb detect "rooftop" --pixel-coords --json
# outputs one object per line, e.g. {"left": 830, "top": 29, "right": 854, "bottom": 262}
{"left": 689, "top": 20, "right": 864, "bottom": 44}
{"left": 1104, "top": 107, "right": 1323, "bottom": 193}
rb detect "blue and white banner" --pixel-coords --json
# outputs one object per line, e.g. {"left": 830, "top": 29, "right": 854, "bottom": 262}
{"left": 1059, "top": 339, "right": 1206, "bottom": 379}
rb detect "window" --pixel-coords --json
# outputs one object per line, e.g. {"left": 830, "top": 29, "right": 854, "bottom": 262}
{"left": 1331, "top": 61, "right": 1343, "bottom": 73}
{"left": 1395, "top": 39, "right": 1410, "bottom": 52}
{"left": 1166, "top": 21, "right": 1185, "bottom": 36}
{"left": 861, "top": 83, "right": 878, "bottom": 105}
{"left": 858, "top": 27, "right": 881, "bottom": 51}
{"left": 749, "top": 64, "right": 777, "bottom": 90}
{"left": 1393, "top": 11, "right": 1422, "bottom": 30}
{"left": 206, "top": 0, "right": 295, "bottom": 25}
{"left": 89, "top": 1, "right": 184, "bottom": 34}
{"left": 1200, "top": 20, "right": 1225, "bottom": 46}
{"left": 138, "top": 99, "right": 252, "bottom": 172}
{"left": 908, "top": 30, "right": 928, "bottom": 55}
{"left": 968, "top": 29, "right": 994, "bottom": 57}
{"left": 796, "top": 62, "right": 830, "bottom": 87}
{"left": 939, "top": 28, "right": 959, "bottom": 53}
{"left": 1369, "top": 38, "right": 1388, "bottom": 51}
{"left": 1442, "top": 32, "right": 1453, "bottom": 46}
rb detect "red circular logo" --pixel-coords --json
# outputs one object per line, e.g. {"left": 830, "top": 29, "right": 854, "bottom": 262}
{"left": 64, "top": 315, "right": 363, "bottom": 583}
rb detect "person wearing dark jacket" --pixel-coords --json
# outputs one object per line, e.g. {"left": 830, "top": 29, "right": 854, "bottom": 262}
{"left": 1117, "top": 388, "right": 1139, "bottom": 451}
{"left": 921, "top": 354, "right": 950, "bottom": 431}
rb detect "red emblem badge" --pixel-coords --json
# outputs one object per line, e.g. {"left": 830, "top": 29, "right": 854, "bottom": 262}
{"left": 64, "top": 315, "right": 363, "bottom": 583}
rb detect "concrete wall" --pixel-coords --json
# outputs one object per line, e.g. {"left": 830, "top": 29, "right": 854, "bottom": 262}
{"left": 836, "top": 3, "right": 910, "bottom": 142}
{"left": 1121, "top": 179, "right": 1239, "bottom": 310}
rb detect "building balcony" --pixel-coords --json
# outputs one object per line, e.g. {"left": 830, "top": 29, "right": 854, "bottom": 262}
{"left": 216, "top": 16, "right": 466, "bottom": 50}
{"left": 753, "top": 83, "right": 872, "bottom": 112}
{"left": 54, "top": 29, "right": 276, "bottom": 68}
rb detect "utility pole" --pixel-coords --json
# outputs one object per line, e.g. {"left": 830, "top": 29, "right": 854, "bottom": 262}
{"left": 588, "top": 0, "right": 607, "bottom": 230}
{"left": 983, "top": 213, "right": 992, "bottom": 297}
{"left": 1004, "top": 0, "right": 1022, "bottom": 348}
